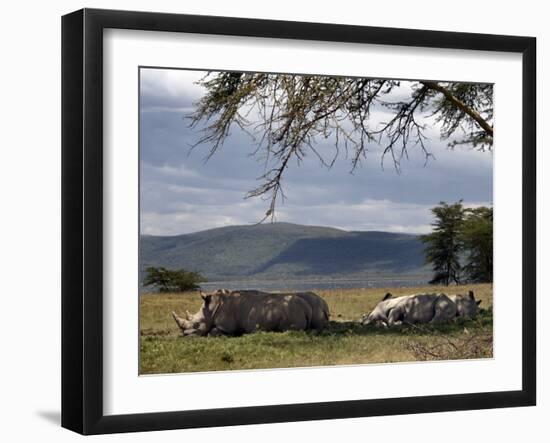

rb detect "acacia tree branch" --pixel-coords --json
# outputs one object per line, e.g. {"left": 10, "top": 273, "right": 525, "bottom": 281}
{"left": 421, "top": 81, "right": 493, "bottom": 138}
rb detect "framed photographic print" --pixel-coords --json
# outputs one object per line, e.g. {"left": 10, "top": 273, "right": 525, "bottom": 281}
{"left": 61, "top": 8, "right": 536, "bottom": 435}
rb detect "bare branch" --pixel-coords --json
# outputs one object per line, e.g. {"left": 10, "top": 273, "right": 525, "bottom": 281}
{"left": 186, "top": 73, "right": 493, "bottom": 218}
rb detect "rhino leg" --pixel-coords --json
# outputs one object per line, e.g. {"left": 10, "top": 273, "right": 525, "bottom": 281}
{"left": 387, "top": 307, "right": 405, "bottom": 326}
{"left": 208, "top": 327, "right": 224, "bottom": 337}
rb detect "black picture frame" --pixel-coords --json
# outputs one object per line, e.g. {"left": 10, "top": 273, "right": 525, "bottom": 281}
{"left": 61, "top": 8, "right": 536, "bottom": 435}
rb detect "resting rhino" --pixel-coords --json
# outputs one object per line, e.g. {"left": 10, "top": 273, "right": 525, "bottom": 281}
{"left": 172, "top": 289, "right": 329, "bottom": 336}
{"left": 361, "top": 290, "right": 481, "bottom": 327}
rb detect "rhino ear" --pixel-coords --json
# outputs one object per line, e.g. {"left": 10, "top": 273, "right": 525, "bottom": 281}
{"left": 382, "top": 293, "right": 393, "bottom": 301}
{"left": 468, "top": 290, "right": 475, "bottom": 300}
{"left": 476, "top": 299, "right": 482, "bottom": 306}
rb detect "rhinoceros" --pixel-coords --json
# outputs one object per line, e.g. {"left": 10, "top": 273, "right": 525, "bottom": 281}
{"left": 172, "top": 289, "right": 329, "bottom": 336}
{"left": 361, "top": 290, "right": 481, "bottom": 327}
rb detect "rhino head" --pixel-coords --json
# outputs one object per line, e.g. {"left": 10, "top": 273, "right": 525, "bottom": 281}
{"left": 172, "top": 289, "right": 228, "bottom": 336}
{"left": 171, "top": 309, "right": 206, "bottom": 336}
{"left": 361, "top": 293, "right": 392, "bottom": 327}
{"left": 452, "top": 290, "right": 482, "bottom": 319}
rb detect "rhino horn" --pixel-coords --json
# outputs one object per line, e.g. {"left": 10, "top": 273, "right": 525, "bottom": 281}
{"left": 382, "top": 293, "right": 393, "bottom": 301}
{"left": 468, "top": 290, "right": 475, "bottom": 300}
{"left": 172, "top": 311, "right": 188, "bottom": 330}
{"left": 185, "top": 310, "right": 192, "bottom": 320}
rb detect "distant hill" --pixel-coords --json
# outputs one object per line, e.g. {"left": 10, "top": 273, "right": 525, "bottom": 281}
{"left": 140, "top": 222, "right": 429, "bottom": 283}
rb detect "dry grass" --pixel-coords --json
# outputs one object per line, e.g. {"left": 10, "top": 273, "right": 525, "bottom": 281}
{"left": 139, "top": 283, "right": 493, "bottom": 374}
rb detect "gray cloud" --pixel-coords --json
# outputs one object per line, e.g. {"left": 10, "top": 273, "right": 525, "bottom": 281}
{"left": 140, "top": 68, "right": 205, "bottom": 111}
{"left": 139, "top": 68, "right": 493, "bottom": 235}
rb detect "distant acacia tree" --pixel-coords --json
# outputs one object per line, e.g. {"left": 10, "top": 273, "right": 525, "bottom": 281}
{"left": 421, "top": 201, "right": 465, "bottom": 286}
{"left": 188, "top": 73, "right": 493, "bottom": 219}
{"left": 422, "top": 201, "right": 493, "bottom": 285}
{"left": 143, "top": 266, "right": 205, "bottom": 292}
{"left": 460, "top": 207, "right": 493, "bottom": 283}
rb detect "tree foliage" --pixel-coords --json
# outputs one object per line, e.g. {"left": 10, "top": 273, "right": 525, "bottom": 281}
{"left": 421, "top": 201, "right": 465, "bottom": 286}
{"left": 421, "top": 201, "right": 493, "bottom": 285}
{"left": 188, "top": 72, "right": 493, "bottom": 218}
{"left": 460, "top": 207, "right": 493, "bottom": 283}
{"left": 143, "top": 266, "right": 205, "bottom": 292}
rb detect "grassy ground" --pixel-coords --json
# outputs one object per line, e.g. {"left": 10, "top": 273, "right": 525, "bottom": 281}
{"left": 140, "top": 283, "right": 493, "bottom": 374}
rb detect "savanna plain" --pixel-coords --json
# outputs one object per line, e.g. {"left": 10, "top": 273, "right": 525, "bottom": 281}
{"left": 140, "top": 283, "right": 493, "bottom": 374}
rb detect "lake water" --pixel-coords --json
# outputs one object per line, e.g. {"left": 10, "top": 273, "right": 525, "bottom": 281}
{"left": 200, "top": 276, "right": 430, "bottom": 292}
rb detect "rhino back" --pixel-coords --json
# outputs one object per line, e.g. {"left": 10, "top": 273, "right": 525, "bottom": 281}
{"left": 215, "top": 291, "right": 312, "bottom": 333}
{"left": 399, "top": 294, "right": 439, "bottom": 323}
{"left": 395, "top": 293, "right": 458, "bottom": 323}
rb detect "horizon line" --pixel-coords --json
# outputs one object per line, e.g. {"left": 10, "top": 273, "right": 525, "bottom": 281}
{"left": 139, "top": 221, "right": 429, "bottom": 237}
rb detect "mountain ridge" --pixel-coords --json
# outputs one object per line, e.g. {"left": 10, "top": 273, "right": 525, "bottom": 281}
{"left": 140, "top": 222, "right": 428, "bottom": 282}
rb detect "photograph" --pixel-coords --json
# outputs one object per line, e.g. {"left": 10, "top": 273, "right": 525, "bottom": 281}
{"left": 138, "top": 68, "right": 494, "bottom": 374}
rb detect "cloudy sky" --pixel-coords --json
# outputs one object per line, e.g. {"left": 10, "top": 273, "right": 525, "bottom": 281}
{"left": 140, "top": 68, "right": 493, "bottom": 236}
